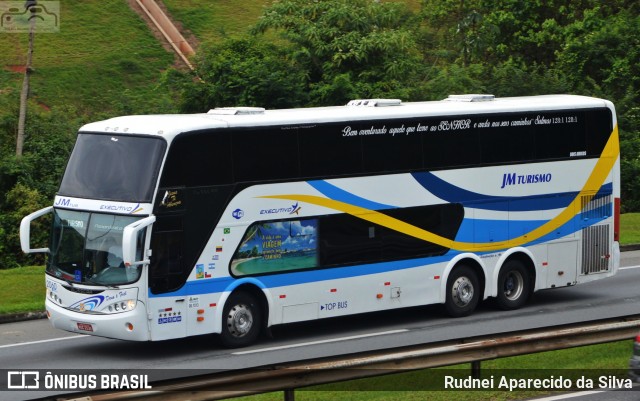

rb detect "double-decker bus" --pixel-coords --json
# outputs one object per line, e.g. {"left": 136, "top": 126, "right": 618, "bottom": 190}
{"left": 20, "top": 94, "right": 620, "bottom": 347}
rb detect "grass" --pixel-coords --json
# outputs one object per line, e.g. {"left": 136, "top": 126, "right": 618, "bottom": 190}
{"left": 0, "top": 265, "right": 44, "bottom": 314}
{"left": 0, "top": 219, "right": 636, "bottom": 400}
{"left": 162, "top": 0, "right": 270, "bottom": 45}
{"left": 0, "top": 1, "right": 176, "bottom": 115}
{"left": 231, "top": 340, "right": 632, "bottom": 400}
{"left": 621, "top": 212, "right": 640, "bottom": 246}
{"left": 0, "top": 3, "right": 636, "bottom": 397}
{"left": 2, "top": 265, "right": 629, "bottom": 400}
{"left": 161, "top": 0, "right": 423, "bottom": 47}
{"left": 3, "top": 213, "right": 639, "bottom": 314}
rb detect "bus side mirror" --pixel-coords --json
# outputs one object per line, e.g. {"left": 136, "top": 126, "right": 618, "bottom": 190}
{"left": 20, "top": 206, "right": 53, "bottom": 254}
{"left": 122, "top": 216, "right": 156, "bottom": 266}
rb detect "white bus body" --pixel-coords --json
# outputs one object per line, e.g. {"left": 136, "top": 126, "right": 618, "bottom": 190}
{"left": 21, "top": 94, "right": 621, "bottom": 346}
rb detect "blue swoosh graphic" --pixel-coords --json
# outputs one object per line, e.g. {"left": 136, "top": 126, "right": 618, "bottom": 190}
{"left": 412, "top": 171, "right": 612, "bottom": 211}
{"left": 149, "top": 197, "right": 612, "bottom": 299}
{"left": 308, "top": 180, "right": 396, "bottom": 210}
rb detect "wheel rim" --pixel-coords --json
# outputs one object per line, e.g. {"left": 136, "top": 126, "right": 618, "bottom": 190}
{"left": 451, "top": 276, "right": 474, "bottom": 307}
{"left": 227, "top": 303, "right": 253, "bottom": 338}
{"left": 503, "top": 271, "right": 524, "bottom": 301}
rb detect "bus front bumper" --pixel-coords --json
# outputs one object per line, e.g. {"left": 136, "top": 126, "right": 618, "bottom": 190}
{"left": 46, "top": 299, "right": 150, "bottom": 341}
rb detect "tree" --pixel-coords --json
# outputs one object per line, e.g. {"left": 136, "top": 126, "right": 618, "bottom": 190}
{"left": 0, "top": 183, "right": 49, "bottom": 268}
{"left": 168, "top": 1, "right": 429, "bottom": 109}
{"left": 557, "top": 9, "right": 639, "bottom": 110}
{"left": 0, "top": 105, "right": 78, "bottom": 268}
{"left": 252, "top": 0, "right": 426, "bottom": 104}
{"left": 165, "top": 38, "right": 309, "bottom": 112}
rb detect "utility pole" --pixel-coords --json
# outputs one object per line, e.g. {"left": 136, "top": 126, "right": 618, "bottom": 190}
{"left": 16, "top": 1, "right": 37, "bottom": 157}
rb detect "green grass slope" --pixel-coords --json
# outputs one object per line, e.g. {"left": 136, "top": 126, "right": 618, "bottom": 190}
{"left": 161, "top": 0, "right": 422, "bottom": 46}
{"left": 0, "top": 1, "right": 175, "bottom": 115}
{"left": 0, "top": 0, "right": 424, "bottom": 117}
{"left": 162, "top": 0, "right": 269, "bottom": 44}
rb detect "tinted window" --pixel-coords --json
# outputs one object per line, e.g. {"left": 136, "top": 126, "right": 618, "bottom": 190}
{"left": 424, "top": 128, "right": 480, "bottom": 169}
{"left": 361, "top": 119, "right": 423, "bottom": 173}
{"left": 161, "top": 108, "right": 612, "bottom": 188}
{"left": 479, "top": 122, "right": 536, "bottom": 164}
{"left": 321, "top": 204, "right": 464, "bottom": 266}
{"left": 232, "top": 128, "right": 299, "bottom": 182}
{"left": 380, "top": 204, "right": 464, "bottom": 259}
{"left": 149, "top": 215, "right": 184, "bottom": 294}
{"left": 319, "top": 213, "right": 382, "bottom": 266}
{"left": 59, "top": 133, "right": 166, "bottom": 202}
{"left": 534, "top": 112, "right": 586, "bottom": 160}
{"left": 299, "top": 124, "right": 362, "bottom": 177}
{"left": 231, "top": 203, "right": 464, "bottom": 276}
{"left": 585, "top": 108, "right": 613, "bottom": 157}
{"left": 161, "top": 131, "right": 232, "bottom": 187}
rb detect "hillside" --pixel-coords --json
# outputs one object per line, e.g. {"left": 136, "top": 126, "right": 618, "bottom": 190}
{"left": 162, "top": 0, "right": 268, "bottom": 44}
{"left": 0, "top": 2, "right": 180, "bottom": 115}
{"left": 0, "top": 0, "right": 423, "bottom": 116}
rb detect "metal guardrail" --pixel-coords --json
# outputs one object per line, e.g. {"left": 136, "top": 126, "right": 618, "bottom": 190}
{"left": 63, "top": 315, "right": 640, "bottom": 401}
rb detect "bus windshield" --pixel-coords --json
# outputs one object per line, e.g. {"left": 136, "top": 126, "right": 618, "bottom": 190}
{"left": 47, "top": 209, "right": 145, "bottom": 286}
{"left": 58, "top": 133, "right": 166, "bottom": 203}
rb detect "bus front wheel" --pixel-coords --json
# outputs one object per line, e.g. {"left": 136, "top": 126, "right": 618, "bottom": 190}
{"left": 220, "top": 291, "right": 262, "bottom": 348}
{"left": 496, "top": 259, "right": 531, "bottom": 310}
{"left": 444, "top": 265, "right": 480, "bottom": 317}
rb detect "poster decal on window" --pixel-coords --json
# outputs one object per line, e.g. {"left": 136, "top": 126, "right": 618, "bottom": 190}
{"left": 232, "top": 219, "right": 318, "bottom": 276}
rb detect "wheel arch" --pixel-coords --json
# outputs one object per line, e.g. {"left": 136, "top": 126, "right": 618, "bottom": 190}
{"left": 440, "top": 253, "right": 487, "bottom": 304}
{"left": 490, "top": 248, "right": 537, "bottom": 298}
{"left": 214, "top": 278, "right": 272, "bottom": 335}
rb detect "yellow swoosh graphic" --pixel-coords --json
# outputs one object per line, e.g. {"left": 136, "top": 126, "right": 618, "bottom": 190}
{"left": 261, "top": 126, "right": 619, "bottom": 252}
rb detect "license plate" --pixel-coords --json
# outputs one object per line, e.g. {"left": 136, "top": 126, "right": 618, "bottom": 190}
{"left": 77, "top": 322, "right": 93, "bottom": 332}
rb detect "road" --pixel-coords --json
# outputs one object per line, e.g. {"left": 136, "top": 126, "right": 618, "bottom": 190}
{"left": 2, "top": 251, "right": 640, "bottom": 400}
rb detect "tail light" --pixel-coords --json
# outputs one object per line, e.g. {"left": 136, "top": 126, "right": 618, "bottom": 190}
{"left": 614, "top": 197, "right": 620, "bottom": 242}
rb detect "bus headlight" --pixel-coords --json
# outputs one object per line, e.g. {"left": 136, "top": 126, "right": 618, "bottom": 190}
{"left": 106, "top": 299, "right": 137, "bottom": 313}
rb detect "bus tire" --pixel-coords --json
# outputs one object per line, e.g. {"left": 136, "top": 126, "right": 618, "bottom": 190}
{"left": 220, "top": 291, "right": 262, "bottom": 348}
{"left": 444, "top": 265, "right": 480, "bottom": 317}
{"left": 496, "top": 259, "right": 531, "bottom": 310}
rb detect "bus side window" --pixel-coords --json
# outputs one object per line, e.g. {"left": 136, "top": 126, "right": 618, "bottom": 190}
{"left": 149, "top": 223, "right": 184, "bottom": 294}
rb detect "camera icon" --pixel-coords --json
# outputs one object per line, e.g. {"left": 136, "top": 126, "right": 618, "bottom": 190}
{"left": 0, "top": 1, "right": 60, "bottom": 32}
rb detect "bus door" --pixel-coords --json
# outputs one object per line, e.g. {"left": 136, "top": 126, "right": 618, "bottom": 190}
{"left": 122, "top": 216, "right": 187, "bottom": 340}
{"left": 146, "top": 215, "right": 188, "bottom": 340}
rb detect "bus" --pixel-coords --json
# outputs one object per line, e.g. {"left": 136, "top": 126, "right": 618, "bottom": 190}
{"left": 20, "top": 94, "right": 620, "bottom": 347}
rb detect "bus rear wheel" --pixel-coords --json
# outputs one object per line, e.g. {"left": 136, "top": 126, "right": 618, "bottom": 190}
{"left": 496, "top": 259, "right": 531, "bottom": 310}
{"left": 220, "top": 291, "right": 262, "bottom": 348}
{"left": 444, "top": 265, "right": 480, "bottom": 317}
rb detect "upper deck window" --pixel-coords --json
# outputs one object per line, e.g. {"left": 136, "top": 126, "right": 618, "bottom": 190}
{"left": 59, "top": 133, "right": 166, "bottom": 203}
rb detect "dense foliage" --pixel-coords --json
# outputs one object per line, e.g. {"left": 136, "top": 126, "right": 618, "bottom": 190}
{"left": 1, "top": 0, "right": 639, "bottom": 267}
{"left": 169, "top": 0, "right": 640, "bottom": 208}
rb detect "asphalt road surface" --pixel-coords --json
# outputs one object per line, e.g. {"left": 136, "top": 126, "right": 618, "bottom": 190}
{"left": 2, "top": 251, "right": 640, "bottom": 400}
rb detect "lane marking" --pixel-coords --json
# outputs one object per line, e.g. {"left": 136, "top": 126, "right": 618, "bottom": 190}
{"left": 0, "top": 262, "right": 635, "bottom": 351}
{"left": 233, "top": 329, "right": 409, "bottom": 355}
{"left": 530, "top": 390, "right": 606, "bottom": 400}
{"left": 0, "top": 335, "right": 88, "bottom": 349}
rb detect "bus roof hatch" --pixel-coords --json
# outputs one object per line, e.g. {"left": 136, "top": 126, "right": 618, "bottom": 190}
{"left": 207, "top": 107, "right": 266, "bottom": 115}
{"left": 346, "top": 99, "right": 402, "bottom": 107}
{"left": 445, "top": 94, "right": 495, "bottom": 102}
